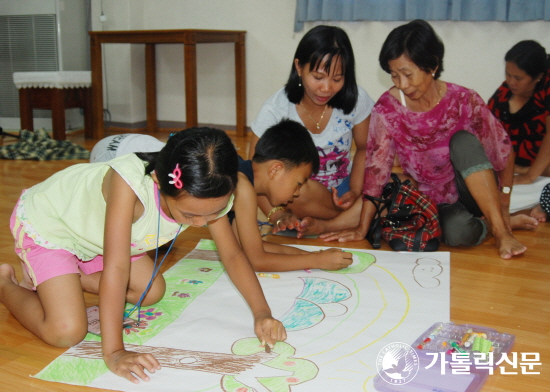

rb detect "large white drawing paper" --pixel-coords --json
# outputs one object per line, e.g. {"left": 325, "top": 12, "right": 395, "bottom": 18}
{"left": 35, "top": 240, "right": 450, "bottom": 391}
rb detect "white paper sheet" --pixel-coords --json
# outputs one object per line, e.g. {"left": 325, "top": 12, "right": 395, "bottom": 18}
{"left": 35, "top": 240, "right": 450, "bottom": 392}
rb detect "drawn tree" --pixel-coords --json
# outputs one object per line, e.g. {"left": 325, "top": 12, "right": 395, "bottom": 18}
{"left": 64, "top": 338, "right": 318, "bottom": 392}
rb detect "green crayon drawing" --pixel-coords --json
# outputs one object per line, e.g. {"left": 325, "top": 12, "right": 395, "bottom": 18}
{"left": 280, "top": 277, "right": 352, "bottom": 332}
{"left": 323, "top": 250, "right": 376, "bottom": 274}
{"left": 222, "top": 338, "right": 318, "bottom": 392}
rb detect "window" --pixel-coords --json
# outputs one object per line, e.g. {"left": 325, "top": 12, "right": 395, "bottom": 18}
{"left": 295, "top": 0, "right": 550, "bottom": 32}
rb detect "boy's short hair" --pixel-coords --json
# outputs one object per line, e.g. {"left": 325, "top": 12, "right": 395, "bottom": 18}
{"left": 253, "top": 119, "right": 320, "bottom": 175}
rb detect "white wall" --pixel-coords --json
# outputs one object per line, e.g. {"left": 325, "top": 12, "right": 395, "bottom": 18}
{"left": 0, "top": 0, "right": 55, "bottom": 14}
{"left": 90, "top": 0, "right": 550, "bottom": 127}
{"left": 0, "top": 0, "right": 89, "bottom": 131}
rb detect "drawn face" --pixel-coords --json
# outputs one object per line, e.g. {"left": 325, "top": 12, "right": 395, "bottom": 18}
{"left": 295, "top": 56, "right": 345, "bottom": 107}
{"left": 388, "top": 55, "right": 435, "bottom": 101}
{"left": 505, "top": 61, "right": 541, "bottom": 99}
{"left": 163, "top": 193, "right": 231, "bottom": 227}
{"left": 268, "top": 163, "right": 312, "bottom": 207}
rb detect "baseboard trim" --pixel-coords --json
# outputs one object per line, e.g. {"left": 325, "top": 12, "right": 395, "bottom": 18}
{"left": 105, "top": 120, "right": 251, "bottom": 134}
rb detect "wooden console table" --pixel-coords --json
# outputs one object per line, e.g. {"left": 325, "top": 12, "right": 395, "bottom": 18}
{"left": 89, "top": 29, "right": 247, "bottom": 139}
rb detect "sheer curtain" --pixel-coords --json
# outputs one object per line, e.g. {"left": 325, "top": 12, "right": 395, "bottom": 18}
{"left": 295, "top": 0, "right": 550, "bottom": 31}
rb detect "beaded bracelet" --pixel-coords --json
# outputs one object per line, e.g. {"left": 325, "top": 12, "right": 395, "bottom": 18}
{"left": 267, "top": 206, "right": 285, "bottom": 223}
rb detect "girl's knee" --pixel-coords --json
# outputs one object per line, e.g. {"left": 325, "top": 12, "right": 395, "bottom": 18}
{"left": 140, "top": 283, "right": 165, "bottom": 306}
{"left": 128, "top": 275, "right": 166, "bottom": 306}
{"left": 44, "top": 317, "right": 88, "bottom": 347}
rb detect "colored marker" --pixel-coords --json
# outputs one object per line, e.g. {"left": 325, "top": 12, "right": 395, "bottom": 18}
{"left": 417, "top": 337, "right": 431, "bottom": 349}
{"left": 451, "top": 341, "right": 466, "bottom": 353}
{"left": 461, "top": 333, "right": 472, "bottom": 346}
{"left": 257, "top": 273, "right": 280, "bottom": 279}
{"left": 426, "top": 325, "right": 443, "bottom": 340}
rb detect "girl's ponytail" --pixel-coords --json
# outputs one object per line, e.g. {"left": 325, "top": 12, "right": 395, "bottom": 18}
{"left": 137, "top": 152, "right": 159, "bottom": 174}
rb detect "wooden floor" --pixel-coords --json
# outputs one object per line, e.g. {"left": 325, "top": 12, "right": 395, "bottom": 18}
{"left": 0, "top": 128, "right": 548, "bottom": 392}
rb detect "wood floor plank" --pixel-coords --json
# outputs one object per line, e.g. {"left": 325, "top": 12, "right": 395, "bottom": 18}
{"left": 0, "top": 129, "right": 548, "bottom": 391}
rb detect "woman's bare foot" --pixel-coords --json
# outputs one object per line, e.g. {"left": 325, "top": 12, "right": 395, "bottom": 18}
{"left": 529, "top": 204, "right": 547, "bottom": 223}
{"left": 0, "top": 264, "right": 19, "bottom": 288}
{"left": 510, "top": 214, "right": 539, "bottom": 230}
{"left": 494, "top": 232, "right": 527, "bottom": 260}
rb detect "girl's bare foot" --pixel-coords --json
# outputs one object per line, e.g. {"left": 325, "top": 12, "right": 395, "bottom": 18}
{"left": 0, "top": 264, "right": 19, "bottom": 288}
{"left": 494, "top": 232, "right": 527, "bottom": 260}
{"left": 529, "top": 204, "right": 547, "bottom": 223}
{"left": 510, "top": 214, "right": 539, "bottom": 230}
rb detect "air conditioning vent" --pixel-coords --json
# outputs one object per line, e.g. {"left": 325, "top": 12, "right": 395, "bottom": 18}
{"left": 0, "top": 14, "right": 59, "bottom": 118}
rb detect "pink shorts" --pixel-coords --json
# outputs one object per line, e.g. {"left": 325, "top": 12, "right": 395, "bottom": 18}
{"left": 10, "top": 203, "right": 146, "bottom": 290}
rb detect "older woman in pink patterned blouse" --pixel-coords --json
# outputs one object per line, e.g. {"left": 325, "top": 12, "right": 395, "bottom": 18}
{"left": 303, "top": 20, "right": 537, "bottom": 259}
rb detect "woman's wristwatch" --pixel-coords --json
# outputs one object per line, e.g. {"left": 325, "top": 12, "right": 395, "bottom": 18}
{"left": 500, "top": 186, "right": 512, "bottom": 194}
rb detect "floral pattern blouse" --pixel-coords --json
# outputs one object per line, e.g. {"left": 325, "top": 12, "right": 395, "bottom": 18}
{"left": 488, "top": 68, "right": 550, "bottom": 167}
{"left": 363, "top": 83, "right": 512, "bottom": 204}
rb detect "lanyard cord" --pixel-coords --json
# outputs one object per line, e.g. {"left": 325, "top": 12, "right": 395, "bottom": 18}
{"left": 124, "top": 189, "right": 182, "bottom": 325}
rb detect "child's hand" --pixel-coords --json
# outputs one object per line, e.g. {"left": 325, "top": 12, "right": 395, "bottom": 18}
{"left": 296, "top": 216, "right": 324, "bottom": 238}
{"left": 254, "top": 314, "right": 287, "bottom": 349}
{"left": 331, "top": 188, "right": 357, "bottom": 211}
{"left": 271, "top": 212, "right": 301, "bottom": 234}
{"left": 320, "top": 227, "right": 365, "bottom": 243}
{"left": 104, "top": 349, "right": 160, "bottom": 384}
{"left": 317, "top": 248, "right": 353, "bottom": 270}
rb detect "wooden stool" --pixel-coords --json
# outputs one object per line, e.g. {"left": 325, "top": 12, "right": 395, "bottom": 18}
{"left": 13, "top": 71, "right": 92, "bottom": 140}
